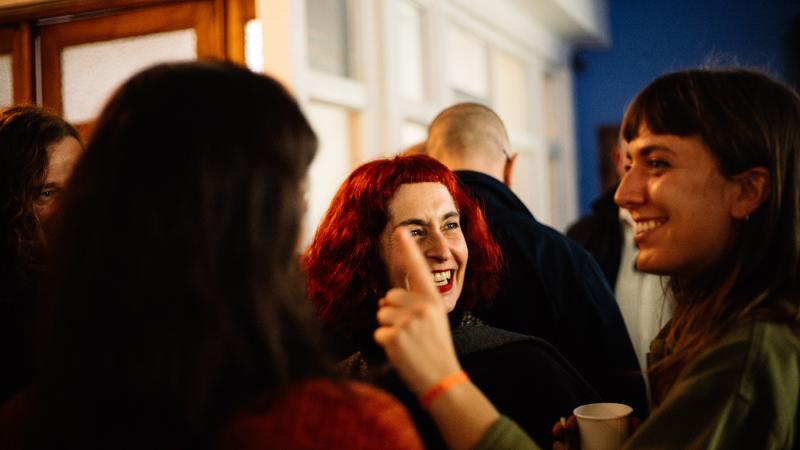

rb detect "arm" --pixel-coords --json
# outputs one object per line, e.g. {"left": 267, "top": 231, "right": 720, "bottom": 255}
{"left": 374, "top": 229, "right": 541, "bottom": 450}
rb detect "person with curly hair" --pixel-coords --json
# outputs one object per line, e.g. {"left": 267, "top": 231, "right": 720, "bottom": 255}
{"left": 0, "top": 105, "right": 82, "bottom": 405}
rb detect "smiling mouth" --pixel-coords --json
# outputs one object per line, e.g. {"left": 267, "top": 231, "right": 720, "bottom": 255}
{"left": 432, "top": 269, "right": 454, "bottom": 293}
{"left": 634, "top": 218, "right": 667, "bottom": 235}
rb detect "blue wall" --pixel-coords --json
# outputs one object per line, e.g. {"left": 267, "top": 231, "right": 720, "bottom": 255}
{"left": 573, "top": 0, "right": 800, "bottom": 214}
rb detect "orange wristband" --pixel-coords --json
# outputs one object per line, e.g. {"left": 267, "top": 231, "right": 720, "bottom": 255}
{"left": 419, "top": 370, "right": 470, "bottom": 409}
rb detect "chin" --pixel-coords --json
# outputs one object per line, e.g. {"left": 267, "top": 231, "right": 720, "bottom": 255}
{"left": 635, "top": 257, "right": 673, "bottom": 276}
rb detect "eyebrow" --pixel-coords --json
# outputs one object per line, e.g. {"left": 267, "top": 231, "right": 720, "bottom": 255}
{"left": 396, "top": 211, "right": 460, "bottom": 227}
{"left": 33, "top": 182, "right": 60, "bottom": 190}
{"left": 631, "top": 145, "right": 675, "bottom": 159}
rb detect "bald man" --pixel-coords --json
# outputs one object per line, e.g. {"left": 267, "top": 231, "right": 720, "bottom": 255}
{"left": 427, "top": 103, "right": 647, "bottom": 416}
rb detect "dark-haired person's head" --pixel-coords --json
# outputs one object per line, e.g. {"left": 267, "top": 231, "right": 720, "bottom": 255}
{"left": 615, "top": 68, "right": 800, "bottom": 403}
{"left": 36, "top": 60, "right": 322, "bottom": 449}
{"left": 0, "top": 105, "right": 81, "bottom": 297}
{"left": 304, "top": 155, "right": 501, "bottom": 354}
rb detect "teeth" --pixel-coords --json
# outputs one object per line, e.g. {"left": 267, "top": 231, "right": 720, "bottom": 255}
{"left": 432, "top": 271, "right": 452, "bottom": 286}
{"left": 635, "top": 219, "right": 663, "bottom": 233}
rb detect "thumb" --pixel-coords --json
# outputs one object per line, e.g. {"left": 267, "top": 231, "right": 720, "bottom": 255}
{"left": 394, "top": 228, "right": 440, "bottom": 300}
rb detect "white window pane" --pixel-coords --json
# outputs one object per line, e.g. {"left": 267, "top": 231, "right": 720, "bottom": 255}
{"left": 401, "top": 121, "right": 427, "bottom": 149}
{"left": 245, "top": 19, "right": 263, "bottom": 73}
{"left": 397, "top": 1, "right": 425, "bottom": 101}
{"left": 452, "top": 89, "right": 487, "bottom": 104}
{"left": 306, "top": 0, "right": 352, "bottom": 78}
{"left": 0, "top": 54, "right": 12, "bottom": 108}
{"left": 516, "top": 149, "right": 551, "bottom": 222}
{"left": 303, "top": 101, "right": 354, "bottom": 245}
{"left": 493, "top": 51, "right": 529, "bottom": 131}
{"left": 445, "top": 24, "right": 488, "bottom": 99}
{"left": 62, "top": 29, "right": 196, "bottom": 124}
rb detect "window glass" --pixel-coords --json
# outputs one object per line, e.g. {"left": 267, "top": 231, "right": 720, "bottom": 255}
{"left": 306, "top": 0, "right": 352, "bottom": 78}
{"left": 303, "top": 101, "right": 354, "bottom": 245}
{"left": 245, "top": 18, "right": 263, "bottom": 73}
{"left": 62, "top": 29, "right": 196, "bottom": 124}
{"left": 400, "top": 120, "right": 427, "bottom": 149}
{"left": 397, "top": 0, "right": 425, "bottom": 101}
{"left": 445, "top": 23, "right": 488, "bottom": 99}
{"left": 0, "top": 54, "right": 11, "bottom": 108}
{"left": 493, "top": 50, "right": 529, "bottom": 131}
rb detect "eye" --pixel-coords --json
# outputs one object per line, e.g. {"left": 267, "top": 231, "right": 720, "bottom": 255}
{"left": 409, "top": 228, "right": 425, "bottom": 238}
{"left": 36, "top": 188, "right": 58, "bottom": 201}
{"left": 647, "top": 158, "right": 670, "bottom": 169}
{"left": 443, "top": 221, "right": 460, "bottom": 231}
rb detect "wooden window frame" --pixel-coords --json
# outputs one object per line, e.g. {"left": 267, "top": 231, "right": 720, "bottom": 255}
{"left": 39, "top": 1, "right": 224, "bottom": 117}
{"left": 0, "top": 23, "right": 34, "bottom": 103}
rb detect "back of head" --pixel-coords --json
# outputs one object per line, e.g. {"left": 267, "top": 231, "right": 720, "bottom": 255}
{"left": 426, "top": 103, "right": 510, "bottom": 175}
{"left": 38, "top": 61, "right": 322, "bottom": 449}
{"left": 0, "top": 105, "right": 78, "bottom": 298}
{"left": 304, "top": 155, "right": 500, "bottom": 353}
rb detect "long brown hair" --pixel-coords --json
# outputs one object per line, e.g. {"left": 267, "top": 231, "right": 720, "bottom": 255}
{"left": 621, "top": 69, "right": 800, "bottom": 403}
{"left": 36, "top": 61, "right": 325, "bottom": 449}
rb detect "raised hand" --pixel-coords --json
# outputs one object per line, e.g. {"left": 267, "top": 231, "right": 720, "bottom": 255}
{"left": 373, "top": 228, "right": 462, "bottom": 395}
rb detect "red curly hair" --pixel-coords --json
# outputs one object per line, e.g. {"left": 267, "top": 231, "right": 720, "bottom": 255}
{"left": 303, "top": 155, "right": 502, "bottom": 348}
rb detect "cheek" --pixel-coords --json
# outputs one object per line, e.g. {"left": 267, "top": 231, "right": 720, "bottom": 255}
{"left": 34, "top": 201, "right": 55, "bottom": 223}
{"left": 454, "top": 237, "right": 469, "bottom": 268}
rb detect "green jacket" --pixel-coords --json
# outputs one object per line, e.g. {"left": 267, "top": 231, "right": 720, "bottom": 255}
{"left": 474, "top": 318, "right": 800, "bottom": 450}
{"left": 625, "top": 319, "right": 800, "bottom": 450}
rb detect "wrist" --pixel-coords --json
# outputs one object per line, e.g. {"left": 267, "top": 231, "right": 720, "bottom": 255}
{"left": 419, "top": 370, "right": 470, "bottom": 410}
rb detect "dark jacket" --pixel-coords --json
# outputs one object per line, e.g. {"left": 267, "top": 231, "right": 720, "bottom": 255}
{"left": 456, "top": 171, "right": 646, "bottom": 416}
{"left": 350, "top": 319, "right": 601, "bottom": 450}
{"left": 566, "top": 185, "right": 623, "bottom": 287}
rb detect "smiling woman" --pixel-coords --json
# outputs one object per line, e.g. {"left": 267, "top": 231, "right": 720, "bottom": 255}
{"left": 304, "top": 155, "right": 601, "bottom": 449}
{"left": 598, "top": 68, "right": 800, "bottom": 449}
{"left": 380, "top": 182, "right": 469, "bottom": 312}
{"left": 305, "top": 155, "right": 500, "bottom": 354}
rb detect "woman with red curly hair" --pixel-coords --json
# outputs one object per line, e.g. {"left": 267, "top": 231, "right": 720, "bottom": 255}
{"left": 305, "top": 155, "right": 599, "bottom": 449}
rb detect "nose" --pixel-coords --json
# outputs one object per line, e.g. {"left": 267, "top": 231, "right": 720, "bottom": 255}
{"left": 614, "top": 166, "right": 646, "bottom": 210}
{"left": 423, "top": 230, "right": 451, "bottom": 262}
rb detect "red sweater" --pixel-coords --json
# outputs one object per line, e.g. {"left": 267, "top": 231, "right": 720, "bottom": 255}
{"left": 0, "top": 379, "right": 423, "bottom": 450}
{"left": 217, "top": 379, "right": 424, "bottom": 449}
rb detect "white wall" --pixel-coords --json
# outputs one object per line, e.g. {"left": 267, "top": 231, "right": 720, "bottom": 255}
{"left": 253, "top": 0, "right": 608, "bottom": 240}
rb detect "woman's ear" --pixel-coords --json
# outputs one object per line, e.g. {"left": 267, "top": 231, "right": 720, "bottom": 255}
{"left": 730, "top": 166, "right": 770, "bottom": 219}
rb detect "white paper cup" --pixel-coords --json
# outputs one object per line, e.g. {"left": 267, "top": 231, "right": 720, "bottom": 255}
{"left": 573, "top": 402, "right": 632, "bottom": 450}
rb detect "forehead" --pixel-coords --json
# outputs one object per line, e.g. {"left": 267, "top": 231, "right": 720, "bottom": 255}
{"left": 626, "top": 123, "right": 710, "bottom": 159}
{"left": 45, "top": 136, "right": 83, "bottom": 176}
{"left": 387, "top": 182, "right": 457, "bottom": 220}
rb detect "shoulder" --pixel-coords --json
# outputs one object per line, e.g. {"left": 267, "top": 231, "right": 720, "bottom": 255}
{"left": 220, "top": 379, "right": 423, "bottom": 450}
{"left": 453, "top": 324, "right": 558, "bottom": 357}
{"left": 682, "top": 319, "right": 800, "bottom": 383}
{"left": 633, "top": 319, "right": 800, "bottom": 449}
{"left": 454, "top": 325, "right": 596, "bottom": 394}
{"left": 667, "top": 320, "right": 800, "bottom": 404}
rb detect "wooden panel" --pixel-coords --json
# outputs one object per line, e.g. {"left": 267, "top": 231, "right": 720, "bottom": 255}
{"left": 0, "top": 24, "right": 34, "bottom": 103}
{"left": 38, "top": 1, "right": 221, "bottom": 115}
{"left": 12, "top": 23, "right": 33, "bottom": 103}
{"left": 223, "top": 0, "right": 255, "bottom": 66}
{"left": 0, "top": 0, "right": 172, "bottom": 26}
{"left": 0, "top": 27, "right": 13, "bottom": 53}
